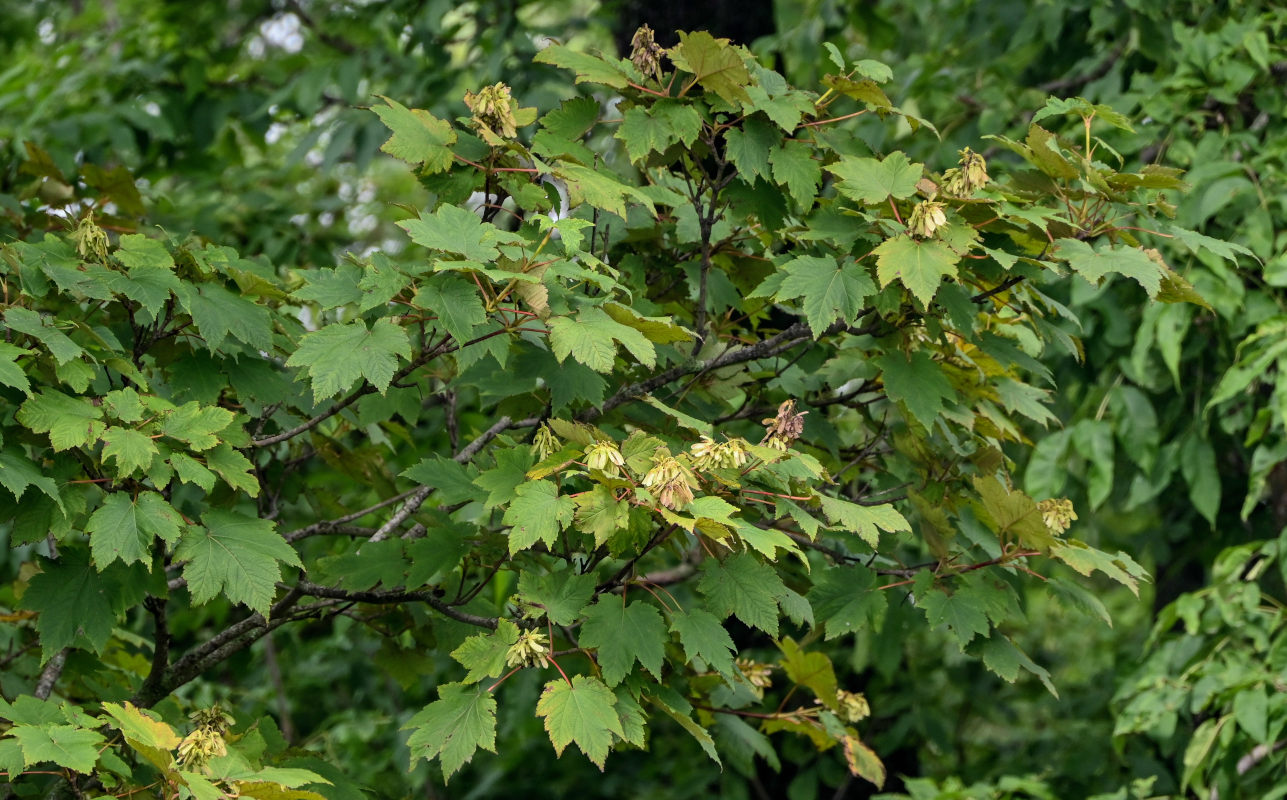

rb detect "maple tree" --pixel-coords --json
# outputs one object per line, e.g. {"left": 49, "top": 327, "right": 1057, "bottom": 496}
{"left": 0, "top": 15, "right": 1231, "bottom": 800}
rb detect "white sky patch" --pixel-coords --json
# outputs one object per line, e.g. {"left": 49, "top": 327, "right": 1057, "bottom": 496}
{"left": 261, "top": 13, "right": 305, "bottom": 53}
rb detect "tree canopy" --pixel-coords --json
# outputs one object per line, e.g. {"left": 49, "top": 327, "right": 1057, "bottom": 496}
{"left": 1, "top": 2, "right": 1284, "bottom": 799}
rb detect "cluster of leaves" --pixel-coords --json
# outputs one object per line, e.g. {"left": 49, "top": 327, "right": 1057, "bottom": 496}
{"left": 0, "top": 697, "right": 335, "bottom": 800}
{"left": 0, "top": 20, "right": 1216, "bottom": 799}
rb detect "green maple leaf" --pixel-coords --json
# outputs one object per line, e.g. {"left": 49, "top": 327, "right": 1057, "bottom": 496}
{"left": 204, "top": 443, "right": 259, "bottom": 496}
{"left": 404, "top": 683, "right": 498, "bottom": 779}
{"left": 817, "top": 494, "right": 910, "bottom": 549}
{"left": 451, "top": 619, "right": 520, "bottom": 683}
{"left": 980, "top": 636, "right": 1057, "bottom": 697}
{"left": 549, "top": 306, "right": 655, "bottom": 373}
{"left": 398, "top": 203, "right": 520, "bottom": 262}
{"left": 669, "top": 31, "right": 750, "bottom": 103}
{"left": 503, "top": 480, "right": 575, "bottom": 554}
{"left": 1050, "top": 539, "right": 1149, "bottom": 596}
{"left": 4, "top": 308, "right": 83, "bottom": 365}
{"left": 103, "top": 388, "right": 144, "bottom": 423}
{"left": 775, "top": 255, "right": 875, "bottom": 336}
{"left": 698, "top": 553, "right": 785, "bottom": 636}
{"left": 646, "top": 686, "right": 721, "bottom": 766}
{"left": 579, "top": 600, "right": 666, "bottom": 685}
{"left": 159, "top": 402, "right": 233, "bottom": 451}
{"left": 769, "top": 140, "right": 820, "bottom": 208}
{"left": 286, "top": 319, "right": 412, "bottom": 401}
{"left": 17, "top": 389, "right": 105, "bottom": 451}
{"left": 373, "top": 96, "right": 456, "bottom": 172}
{"left": 874, "top": 235, "right": 960, "bottom": 306}
{"left": 615, "top": 102, "right": 703, "bottom": 162}
{"left": 723, "top": 115, "right": 776, "bottom": 182}
{"left": 402, "top": 455, "right": 480, "bottom": 505}
{"left": 0, "top": 448, "right": 61, "bottom": 508}
{"left": 168, "top": 452, "right": 216, "bottom": 491}
{"left": 517, "top": 569, "right": 596, "bottom": 626}
{"left": 356, "top": 253, "right": 410, "bottom": 312}
{"left": 175, "top": 510, "right": 302, "bottom": 616}
{"left": 100, "top": 427, "right": 158, "bottom": 477}
{"left": 12, "top": 724, "right": 104, "bottom": 774}
{"left": 291, "top": 264, "right": 363, "bottom": 310}
{"left": 532, "top": 45, "right": 630, "bottom": 89}
{"left": 875, "top": 350, "right": 956, "bottom": 430}
{"left": 779, "top": 637, "right": 838, "bottom": 710}
{"left": 179, "top": 283, "right": 274, "bottom": 352}
{"left": 414, "top": 274, "right": 486, "bottom": 345}
{"left": 1055, "top": 238, "right": 1163, "bottom": 296}
{"left": 807, "top": 565, "right": 886, "bottom": 640}
{"left": 972, "top": 476, "right": 1057, "bottom": 552}
{"left": 473, "top": 448, "right": 534, "bottom": 509}
{"left": 670, "top": 608, "right": 736, "bottom": 676}
{"left": 111, "top": 235, "right": 181, "bottom": 313}
{"left": 107, "top": 263, "right": 183, "bottom": 315}
{"left": 540, "top": 97, "right": 601, "bottom": 141}
{"left": 21, "top": 549, "right": 124, "bottom": 659}
{"left": 742, "top": 71, "right": 814, "bottom": 131}
{"left": 827, "top": 152, "right": 923, "bottom": 205}
{"left": 114, "top": 233, "right": 174, "bottom": 270}
{"left": 0, "top": 342, "right": 31, "bottom": 395}
{"left": 572, "top": 484, "right": 629, "bottom": 547}
{"left": 87, "top": 492, "right": 183, "bottom": 568}
{"left": 536, "top": 675, "right": 624, "bottom": 769}
{"left": 917, "top": 578, "right": 990, "bottom": 651}
{"left": 552, "top": 163, "right": 654, "bottom": 219}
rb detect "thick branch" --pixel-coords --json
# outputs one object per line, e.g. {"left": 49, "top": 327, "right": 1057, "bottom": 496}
{"left": 134, "top": 587, "right": 309, "bottom": 707}
{"left": 33, "top": 649, "right": 68, "bottom": 700}
{"left": 137, "top": 596, "right": 170, "bottom": 703}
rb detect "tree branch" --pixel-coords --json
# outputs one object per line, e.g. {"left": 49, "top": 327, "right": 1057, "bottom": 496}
{"left": 368, "top": 415, "right": 538, "bottom": 542}
{"left": 33, "top": 649, "right": 68, "bottom": 700}
{"left": 292, "top": 581, "right": 499, "bottom": 629}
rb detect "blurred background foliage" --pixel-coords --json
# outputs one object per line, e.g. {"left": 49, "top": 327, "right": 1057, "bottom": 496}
{"left": 1, "top": 0, "right": 1284, "bottom": 797}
